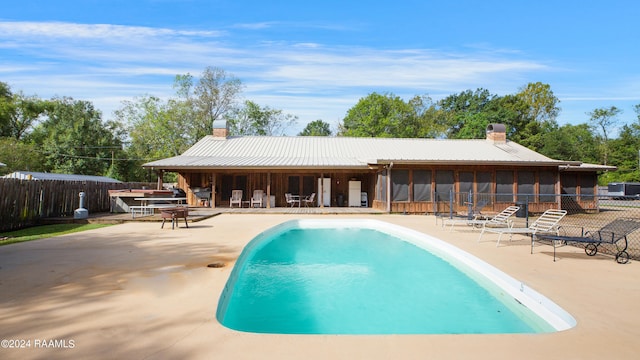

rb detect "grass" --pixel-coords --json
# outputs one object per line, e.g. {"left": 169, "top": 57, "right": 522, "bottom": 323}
{"left": 0, "top": 223, "right": 113, "bottom": 246}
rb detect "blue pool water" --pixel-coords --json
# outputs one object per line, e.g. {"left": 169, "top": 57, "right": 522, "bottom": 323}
{"left": 217, "top": 220, "right": 574, "bottom": 334}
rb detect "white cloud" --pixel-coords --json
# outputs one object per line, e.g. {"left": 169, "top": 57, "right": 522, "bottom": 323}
{"left": 0, "top": 21, "right": 224, "bottom": 39}
{"left": 1, "top": 20, "right": 561, "bottom": 129}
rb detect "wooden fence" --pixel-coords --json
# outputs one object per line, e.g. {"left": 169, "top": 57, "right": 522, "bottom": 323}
{"left": 0, "top": 178, "right": 156, "bottom": 232}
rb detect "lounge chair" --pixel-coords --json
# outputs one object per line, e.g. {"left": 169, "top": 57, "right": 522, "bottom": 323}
{"left": 251, "top": 190, "right": 264, "bottom": 208}
{"left": 302, "top": 193, "right": 316, "bottom": 207}
{"left": 285, "top": 193, "right": 300, "bottom": 207}
{"left": 230, "top": 190, "right": 243, "bottom": 207}
{"left": 533, "top": 217, "right": 640, "bottom": 264}
{"left": 443, "top": 205, "right": 520, "bottom": 232}
{"left": 478, "top": 209, "right": 567, "bottom": 247}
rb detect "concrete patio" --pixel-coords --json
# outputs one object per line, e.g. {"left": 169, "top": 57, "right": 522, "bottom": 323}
{"left": 1, "top": 213, "right": 639, "bottom": 359}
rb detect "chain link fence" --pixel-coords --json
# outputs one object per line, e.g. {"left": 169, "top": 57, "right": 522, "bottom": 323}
{"left": 437, "top": 191, "right": 640, "bottom": 261}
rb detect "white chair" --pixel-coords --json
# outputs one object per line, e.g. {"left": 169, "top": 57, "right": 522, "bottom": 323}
{"left": 251, "top": 190, "right": 264, "bottom": 208}
{"left": 302, "top": 193, "right": 316, "bottom": 207}
{"left": 443, "top": 205, "right": 520, "bottom": 232}
{"left": 479, "top": 209, "right": 567, "bottom": 247}
{"left": 230, "top": 190, "right": 243, "bottom": 207}
{"left": 285, "top": 193, "right": 300, "bottom": 207}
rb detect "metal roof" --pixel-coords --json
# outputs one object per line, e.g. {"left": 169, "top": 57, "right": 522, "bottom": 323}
{"left": 2, "top": 171, "right": 122, "bottom": 183}
{"left": 143, "top": 136, "right": 579, "bottom": 170}
{"left": 560, "top": 163, "right": 617, "bottom": 172}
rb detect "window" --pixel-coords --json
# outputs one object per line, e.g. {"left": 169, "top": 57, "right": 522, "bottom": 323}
{"left": 476, "top": 172, "right": 492, "bottom": 194}
{"left": 287, "top": 176, "right": 300, "bottom": 194}
{"left": 580, "top": 174, "right": 596, "bottom": 200}
{"left": 476, "top": 171, "right": 493, "bottom": 206}
{"left": 561, "top": 174, "right": 577, "bottom": 200}
{"left": 303, "top": 176, "right": 314, "bottom": 197}
{"left": 458, "top": 172, "right": 474, "bottom": 205}
{"left": 539, "top": 171, "right": 556, "bottom": 202}
{"left": 496, "top": 171, "right": 514, "bottom": 202}
{"left": 413, "top": 170, "right": 431, "bottom": 201}
{"left": 517, "top": 171, "right": 535, "bottom": 202}
{"left": 435, "top": 170, "right": 454, "bottom": 202}
{"left": 392, "top": 169, "right": 409, "bottom": 201}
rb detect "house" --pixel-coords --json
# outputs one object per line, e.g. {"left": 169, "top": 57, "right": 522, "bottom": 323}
{"left": 143, "top": 122, "right": 614, "bottom": 214}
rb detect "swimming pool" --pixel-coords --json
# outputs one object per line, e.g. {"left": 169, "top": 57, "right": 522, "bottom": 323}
{"left": 216, "top": 219, "right": 576, "bottom": 334}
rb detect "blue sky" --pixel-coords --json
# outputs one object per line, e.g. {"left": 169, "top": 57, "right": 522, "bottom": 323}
{"left": 1, "top": 0, "right": 639, "bottom": 135}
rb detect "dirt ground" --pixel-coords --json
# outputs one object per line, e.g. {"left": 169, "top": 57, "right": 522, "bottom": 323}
{"left": 1, "top": 213, "right": 640, "bottom": 359}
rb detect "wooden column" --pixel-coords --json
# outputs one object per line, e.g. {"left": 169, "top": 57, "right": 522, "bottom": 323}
{"left": 320, "top": 173, "right": 324, "bottom": 208}
{"left": 211, "top": 173, "right": 216, "bottom": 208}
{"left": 386, "top": 167, "right": 392, "bottom": 213}
{"left": 156, "top": 170, "right": 163, "bottom": 190}
{"left": 266, "top": 172, "right": 271, "bottom": 208}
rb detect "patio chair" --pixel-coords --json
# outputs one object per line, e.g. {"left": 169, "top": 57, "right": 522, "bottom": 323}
{"left": 302, "top": 193, "right": 316, "bottom": 207}
{"left": 533, "top": 217, "right": 640, "bottom": 264}
{"left": 251, "top": 190, "right": 264, "bottom": 208}
{"left": 443, "top": 205, "right": 520, "bottom": 232}
{"left": 230, "top": 190, "right": 243, "bottom": 207}
{"left": 285, "top": 193, "right": 300, "bottom": 207}
{"left": 478, "top": 209, "right": 567, "bottom": 247}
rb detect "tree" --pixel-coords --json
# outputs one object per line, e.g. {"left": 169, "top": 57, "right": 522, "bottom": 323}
{"left": 227, "top": 100, "right": 297, "bottom": 136}
{"left": 537, "top": 123, "right": 598, "bottom": 163}
{"left": 28, "top": 97, "right": 124, "bottom": 176}
{"left": 407, "top": 95, "right": 447, "bottom": 138}
{"left": 299, "top": 119, "right": 332, "bottom": 136}
{"left": 0, "top": 83, "right": 48, "bottom": 140}
{"left": 0, "top": 137, "right": 46, "bottom": 174}
{"left": 0, "top": 81, "right": 13, "bottom": 136}
{"left": 174, "top": 67, "right": 243, "bottom": 140}
{"left": 588, "top": 106, "right": 622, "bottom": 165}
{"left": 516, "top": 82, "right": 560, "bottom": 124}
{"left": 437, "top": 88, "right": 500, "bottom": 139}
{"left": 114, "top": 95, "right": 194, "bottom": 181}
{"left": 607, "top": 106, "right": 640, "bottom": 181}
{"left": 338, "top": 92, "right": 419, "bottom": 137}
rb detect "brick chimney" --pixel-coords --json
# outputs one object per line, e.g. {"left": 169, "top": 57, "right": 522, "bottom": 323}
{"left": 486, "top": 123, "right": 507, "bottom": 143}
{"left": 212, "top": 119, "right": 228, "bottom": 138}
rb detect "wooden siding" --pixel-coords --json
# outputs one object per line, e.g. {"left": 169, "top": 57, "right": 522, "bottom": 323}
{"left": 175, "top": 165, "right": 599, "bottom": 213}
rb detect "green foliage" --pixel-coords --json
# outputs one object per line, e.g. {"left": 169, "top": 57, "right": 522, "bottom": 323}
{"left": 517, "top": 82, "right": 560, "bottom": 124}
{"left": 0, "top": 223, "right": 112, "bottom": 246}
{"left": 339, "top": 92, "right": 423, "bottom": 137}
{"left": 0, "top": 137, "right": 46, "bottom": 175}
{"left": 588, "top": 106, "right": 622, "bottom": 165}
{"left": 537, "top": 123, "right": 599, "bottom": 162}
{"left": 0, "top": 81, "right": 12, "bottom": 136}
{"left": 0, "top": 82, "right": 48, "bottom": 140}
{"left": 299, "top": 119, "right": 332, "bottom": 136}
{"left": 114, "top": 95, "right": 194, "bottom": 181}
{"left": 174, "top": 67, "right": 243, "bottom": 140}
{"left": 437, "top": 88, "right": 501, "bottom": 139}
{"left": 227, "top": 100, "right": 297, "bottom": 136}
{"left": 27, "top": 97, "right": 124, "bottom": 177}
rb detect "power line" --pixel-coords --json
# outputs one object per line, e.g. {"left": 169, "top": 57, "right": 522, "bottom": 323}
{"left": 37, "top": 151, "right": 156, "bottom": 162}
